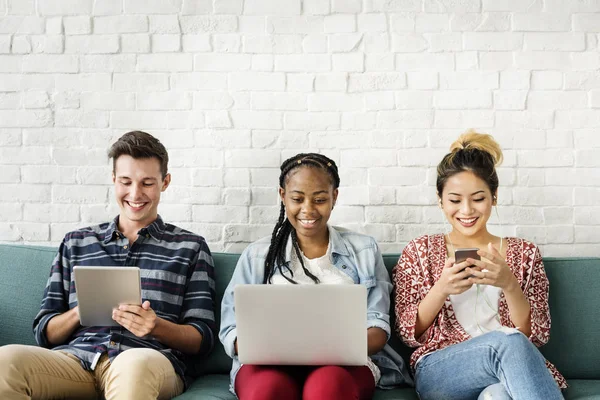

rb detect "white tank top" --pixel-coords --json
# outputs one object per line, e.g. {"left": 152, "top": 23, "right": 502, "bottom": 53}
{"left": 449, "top": 284, "right": 502, "bottom": 337}
{"left": 270, "top": 243, "right": 353, "bottom": 285}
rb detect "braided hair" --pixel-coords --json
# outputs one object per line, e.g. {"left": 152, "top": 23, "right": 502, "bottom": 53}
{"left": 263, "top": 153, "right": 340, "bottom": 284}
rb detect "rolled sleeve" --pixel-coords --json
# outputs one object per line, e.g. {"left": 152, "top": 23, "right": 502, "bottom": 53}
{"left": 187, "top": 320, "right": 215, "bottom": 357}
{"left": 367, "top": 319, "right": 391, "bottom": 339}
{"left": 32, "top": 240, "right": 72, "bottom": 348}
{"left": 33, "top": 312, "right": 61, "bottom": 348}
{"left": 363, "top": 239, "right": 392, "bottom": 339}
{"left": 219, "top": 273, "right": 241, "bottom": 359}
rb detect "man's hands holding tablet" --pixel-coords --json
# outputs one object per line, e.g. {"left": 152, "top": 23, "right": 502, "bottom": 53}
{"left": 113, "top": 301, "right": 205, "bottom": 354}
{"left": 112, "top": 300, "right": 157, "bottom": 337}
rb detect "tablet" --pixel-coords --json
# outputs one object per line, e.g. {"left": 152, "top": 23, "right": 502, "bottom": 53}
{"left": 73, "top": 266, "right": 142, "bottom": 327}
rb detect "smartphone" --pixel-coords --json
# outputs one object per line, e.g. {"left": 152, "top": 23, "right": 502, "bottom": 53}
{"left": 455, "top": 248, "right": 480, "bottom": 278}
{"left": 454, "top": 248, "right": 480, "bottom": 264}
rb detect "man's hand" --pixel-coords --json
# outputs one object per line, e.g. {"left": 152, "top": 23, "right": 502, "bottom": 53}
{"left": 113, "top": 300, "right": 205, "bottom": 354}
{"left": 112, "top": 300, "right": 157, "bottom": 337}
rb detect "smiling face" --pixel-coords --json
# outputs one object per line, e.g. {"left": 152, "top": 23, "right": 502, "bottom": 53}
{"left": 439, "top": 170, "right": 496, "bottom": 240}
{"left": 113, "top": 155, "right": 171, "bottom": 231}
{"left": 279, "top": 166, "right": 338, "bottom": 245}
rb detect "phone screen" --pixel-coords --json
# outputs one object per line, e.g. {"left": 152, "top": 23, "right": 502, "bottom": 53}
{"left": 454, "top": 248, "right": 480, "bottom": 264}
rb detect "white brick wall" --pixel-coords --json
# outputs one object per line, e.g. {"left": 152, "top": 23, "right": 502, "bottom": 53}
{"left": 0, "top": 1, "right": 599, "bottom": 256}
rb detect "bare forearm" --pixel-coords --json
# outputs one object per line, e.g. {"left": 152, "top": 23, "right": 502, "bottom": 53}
{"left": 415, "top": 283, "right": 447, "bottom": 339}
{"left": 46, "top": 308, "right": 80, "bottom": 346}
{"left": 504, "top": 281, "right": 532, "bottom": 337}
{"left": 152, "top": 317, "right": 203, "bottom": 354}
{"left": 367, "top": 327, "right": 387, "bottom": 355}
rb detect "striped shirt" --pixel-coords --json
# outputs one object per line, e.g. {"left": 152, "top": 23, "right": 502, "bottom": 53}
{"left": 33, "top": 215, "right": 216, "bottom": 387}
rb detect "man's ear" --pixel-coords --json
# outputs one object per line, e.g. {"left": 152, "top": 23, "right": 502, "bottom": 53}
{"left": 112, "top": 172, "right": 116, "bottom": 184}
{"left": 161, "top": 173, "right": 171, "bottom": 192}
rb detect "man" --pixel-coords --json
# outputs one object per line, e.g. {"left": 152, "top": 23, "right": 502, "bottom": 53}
{"left": 0, "top": 131, "right": 216, "bottom": 399}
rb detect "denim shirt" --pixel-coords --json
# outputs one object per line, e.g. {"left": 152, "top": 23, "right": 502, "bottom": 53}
{"left": 219, "top": 226, "right": 413, "bottom": 394}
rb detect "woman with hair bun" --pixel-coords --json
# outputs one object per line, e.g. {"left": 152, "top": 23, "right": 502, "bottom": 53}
{"left": 393, "top": 131, "right": 566, "bottom": 399}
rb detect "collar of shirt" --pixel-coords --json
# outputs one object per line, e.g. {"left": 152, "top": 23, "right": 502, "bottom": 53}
{"left": 103, "top": 215, "right": 166, "bottom": 244}
{"left": 282, "top": 224, "right": 351, "bottom": 263}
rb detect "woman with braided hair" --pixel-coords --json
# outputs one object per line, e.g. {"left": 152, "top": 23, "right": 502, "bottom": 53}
{"left": 219, "top": 153, "right": 412, "bottom": 400}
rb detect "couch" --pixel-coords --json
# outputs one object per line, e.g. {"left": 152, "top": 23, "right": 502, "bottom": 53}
{"left": 1, "top": 243, "right": 599, "bottom": 399}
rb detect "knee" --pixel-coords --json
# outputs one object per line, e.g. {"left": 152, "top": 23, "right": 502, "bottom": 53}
{"left": 105, "top": 348, "right": 172, "bottom": 389}
{"left": 0, "top": 345, "right": 35, "bottom": 395}
{"left": 0, "top": 345, "right": 28, "bottom": 374}
{"left": 102, "top": 348, "right": 182, "bottom": 400}
{"left": 104, "top": 349, "right": 175, "bottom": 400}
{"left": 236, "top": 366, "right": 299, "bottom": 400}
{"left": 0, "top": 344, "right": 22, "bottom": 360}
{"left": 109, "top": 348, "right": 160, "bottom": 378}
{"left": 493, "top": 331, "right": 534, "bottom": 352}
{"left": 486, "top": 331, "right": 542, "bottom": 362}
{"left": 247, "top": 378, "right": 297, "bottom": 400}
{"left": 304, "top": 366, "right": 357, "bottom": 400}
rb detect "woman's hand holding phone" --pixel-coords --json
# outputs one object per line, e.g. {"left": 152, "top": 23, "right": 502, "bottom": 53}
{"left": 455, "top": 248, "right": 481, "bottom": 279}
{"left": 436, "top": 256, "right": 478, "bottom": 296}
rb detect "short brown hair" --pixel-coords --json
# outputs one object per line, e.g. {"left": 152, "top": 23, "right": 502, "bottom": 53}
{"left": 108, "top": 131, "right": 169, "bottom": 178}
{"left": 436, "top": 130, "right": 503, "bottom": 197}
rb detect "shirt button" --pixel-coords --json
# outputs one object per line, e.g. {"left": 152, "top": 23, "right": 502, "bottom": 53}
{"left": 123, "top": 245, "right": 128, "bottom": 250}
{"left": 109, "top": 341, "right": 116, "bottom": 346}
{"left": 146, "top": 234, "right": 150, "bottom": 238}
{"left": 342, "top": 265, "right": 347, "bottom": 269}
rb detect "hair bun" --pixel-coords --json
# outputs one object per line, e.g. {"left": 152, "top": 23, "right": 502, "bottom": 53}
{"left": 449, "top": 129, "right": 503, "bottom": 167}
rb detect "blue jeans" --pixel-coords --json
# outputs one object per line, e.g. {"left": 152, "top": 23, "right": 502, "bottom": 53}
{"left": 414, "top": 331, "right": 564, "bottom": 400}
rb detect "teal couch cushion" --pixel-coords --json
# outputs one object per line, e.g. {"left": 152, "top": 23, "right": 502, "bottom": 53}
{"left": 541, "top": 258, "right": 600, "bottom": 380}
{"left": 0, "top": 244, "right": 56, "bottom": 347}
{"left": 175, "top": 375, "right": 234, "bottom": 400}
{"left": 563, "top": 380, "right": 600, "bottom": 399}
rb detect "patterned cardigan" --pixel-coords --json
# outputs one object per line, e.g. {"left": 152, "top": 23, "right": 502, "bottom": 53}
{"left": 392, "top": 233, "right": 567, "bottom": 389}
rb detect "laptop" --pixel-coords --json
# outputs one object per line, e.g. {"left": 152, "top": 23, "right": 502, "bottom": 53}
{"left": 234, "top": 284, "right": 367, "bottom": 366}
{"left": 73, "top": 266, "right": 142, "bottom": 327}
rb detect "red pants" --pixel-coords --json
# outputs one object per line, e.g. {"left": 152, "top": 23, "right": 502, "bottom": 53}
{"left": 235, "top": 364, "right": 376, "bottom": 400}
